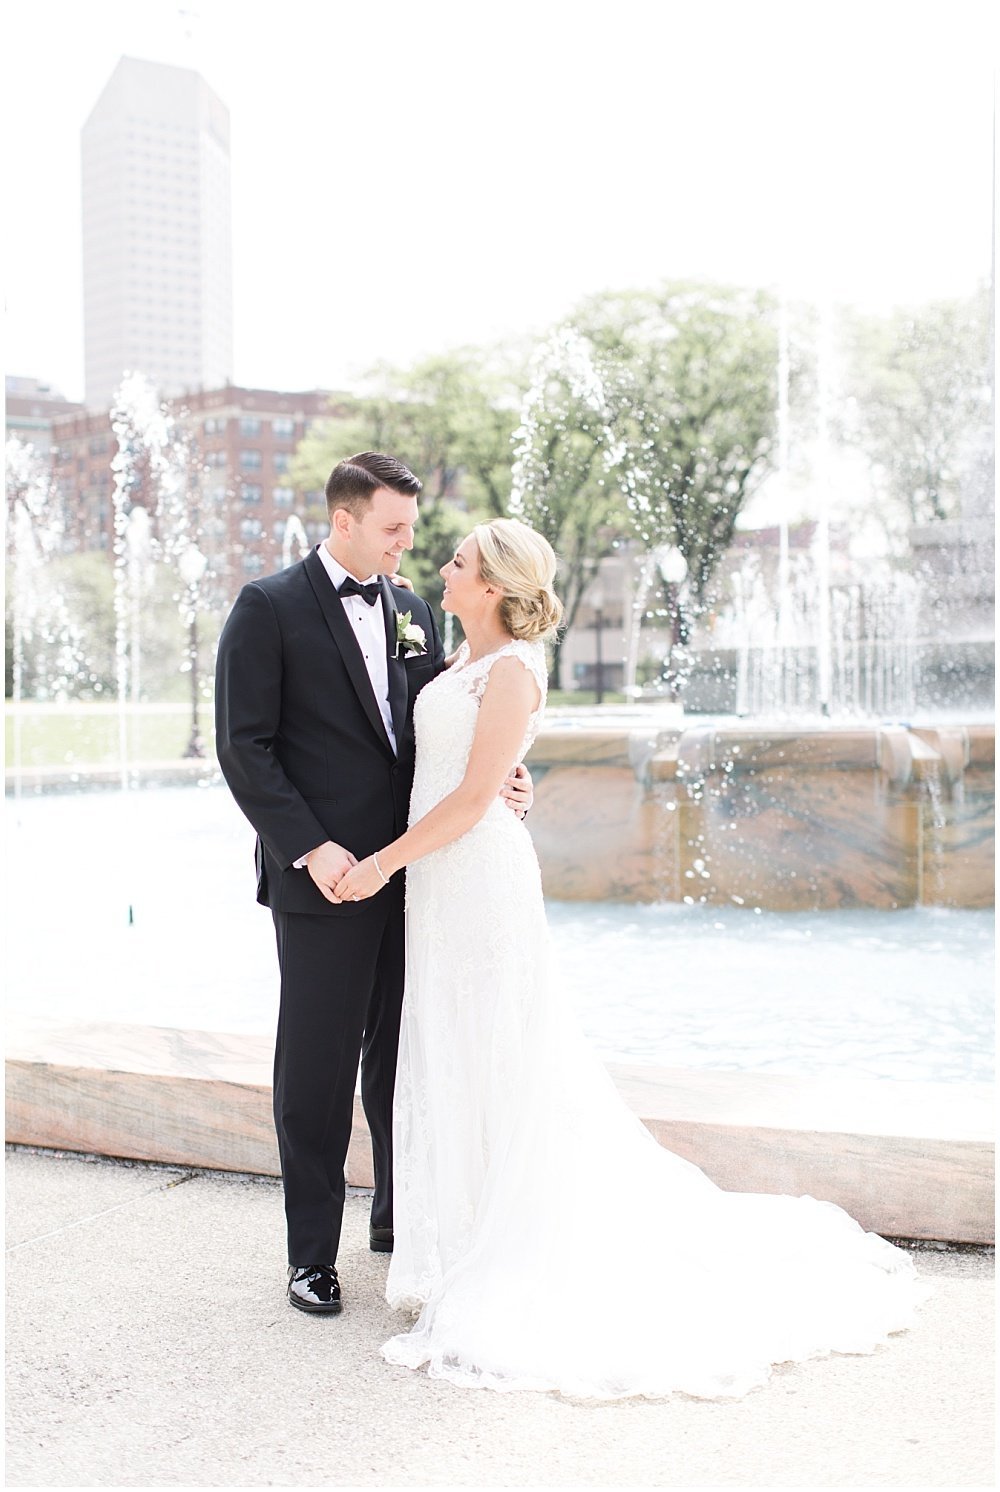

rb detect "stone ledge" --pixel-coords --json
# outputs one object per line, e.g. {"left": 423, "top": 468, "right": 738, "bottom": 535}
{"left": 5, "top": 1018, "right": 994, "bottom": 1245}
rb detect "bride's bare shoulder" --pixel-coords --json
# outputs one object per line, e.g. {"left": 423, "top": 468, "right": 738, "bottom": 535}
{"left": 479, "top": 651, "right": 542, "bottom": 713}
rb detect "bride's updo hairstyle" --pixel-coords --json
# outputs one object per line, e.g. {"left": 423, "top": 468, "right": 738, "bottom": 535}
{"left": 473, "top": 518, "right": 564, "bottom": 643}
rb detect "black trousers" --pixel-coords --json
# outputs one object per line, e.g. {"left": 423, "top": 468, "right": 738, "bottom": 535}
{"left": 271, "top": 880, "right": 405, "bottom": 1266}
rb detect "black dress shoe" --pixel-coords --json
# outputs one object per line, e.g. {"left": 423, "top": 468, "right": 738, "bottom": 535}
{"left": 369, "top": 1225, "right": 394, "bottom": 1254}
{"left": 287, "top": 1264, "right": 342, "bottom": 1314}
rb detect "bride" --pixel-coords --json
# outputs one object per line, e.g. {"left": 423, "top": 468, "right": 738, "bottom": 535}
{"left": 333, "top": 517, "right": 925, "bottom": 1400}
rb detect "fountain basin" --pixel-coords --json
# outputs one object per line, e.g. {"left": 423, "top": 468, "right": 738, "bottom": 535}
{"left": 527, "top": 722, "right": 994, "bottom": 909}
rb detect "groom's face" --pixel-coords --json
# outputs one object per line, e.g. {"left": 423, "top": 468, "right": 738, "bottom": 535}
{"left": 343, "top": 487, "right": 418, "bottom": 579}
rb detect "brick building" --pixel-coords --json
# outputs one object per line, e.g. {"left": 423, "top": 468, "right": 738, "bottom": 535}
{"left": 47, "top": 406, "right": 118, "bottom": 551}
{"left": 48, "top": 384, "right": 342, "bottom": 584}
{"left": 5, "top": 376, "right": 84, "bottom": 458}
{"left": 178, "top": 384, "right": 338, "bottom": 586}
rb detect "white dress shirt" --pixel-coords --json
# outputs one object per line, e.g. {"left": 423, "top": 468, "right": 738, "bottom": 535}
{"left": 294, "top": 543, "right": 397, "bottom": 868}
{"left": 314, "top": 543, "right": 397, "bottom": 754}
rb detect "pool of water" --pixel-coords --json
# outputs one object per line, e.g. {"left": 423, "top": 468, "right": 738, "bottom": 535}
{"left": 5, "top": 784, "right": 993, "bottom": 1085}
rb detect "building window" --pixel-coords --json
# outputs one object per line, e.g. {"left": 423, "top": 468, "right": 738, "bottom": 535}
{"left": 204, "top": 449, "right": 226, "bottom": 468}
{"left": 240, "top": 518, "right": 263, "bottom": 540}
{"left": 204, "top": 416, "right": 226, "bottom": 435}
{"left": 241, "top": 484, "right": 262, "bottom": 504}
{"left": 240, "top": 449, "right": 262, "bottom": 469}
{"left": 272, "top": 417, "right": 295, "bottom": 440}
{"left": 242, "top": 554, "right": 264, "bottom": 574}
{"left": 273, "top": 452, "right": 291, "bottom": 474}
{"left": 273, "top": 486, "right": 294, "bottom": 508}
{"left": 240, "top": 416, "right": 261, "bottom": 437}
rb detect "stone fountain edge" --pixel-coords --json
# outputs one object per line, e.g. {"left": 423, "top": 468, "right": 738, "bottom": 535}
{"left": 5, "top": 1017, "right": 993, "bottom": 1246}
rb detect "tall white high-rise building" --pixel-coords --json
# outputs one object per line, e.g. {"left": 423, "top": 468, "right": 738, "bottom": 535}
{"left": 82, "top": 56, "right": 233, "bottom": 410}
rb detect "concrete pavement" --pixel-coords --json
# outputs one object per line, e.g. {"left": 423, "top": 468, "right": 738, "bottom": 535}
{"left": 5, "top": 1147, "right": 994, "bottom": 1489}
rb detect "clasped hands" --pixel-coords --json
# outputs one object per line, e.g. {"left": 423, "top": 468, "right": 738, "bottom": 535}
{"left": 305, "top": 764, "right": 534, "bottom": 905}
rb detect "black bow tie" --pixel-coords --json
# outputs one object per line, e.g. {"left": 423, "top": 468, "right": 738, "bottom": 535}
{"left": 338, "top": 576, "right": 381, "bottom": 606}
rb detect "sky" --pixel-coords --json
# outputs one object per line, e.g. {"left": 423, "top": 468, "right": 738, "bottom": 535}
{"left": 3, "top": 0, "right": 995, "bottom": 403}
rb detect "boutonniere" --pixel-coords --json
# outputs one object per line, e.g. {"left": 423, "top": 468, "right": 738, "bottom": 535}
{"left": 394, "top": 610, "right": 427, "bottom": 660}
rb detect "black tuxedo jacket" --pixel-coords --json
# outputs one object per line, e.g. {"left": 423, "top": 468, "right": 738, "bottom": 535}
{"left": 215, "top": 547, "right": 445, "bottom": 916}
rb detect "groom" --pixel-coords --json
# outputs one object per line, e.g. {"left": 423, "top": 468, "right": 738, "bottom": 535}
{"left": 215, "top": 452, "right": 530, "bottom": 1315}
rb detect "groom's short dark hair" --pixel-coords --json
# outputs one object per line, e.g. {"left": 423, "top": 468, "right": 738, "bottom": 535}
{"left": 325, "top": 452, "right": 422, "bottom": 519}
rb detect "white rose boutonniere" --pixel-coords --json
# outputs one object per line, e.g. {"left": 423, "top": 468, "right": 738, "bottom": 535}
{"left": 394, "top": 610, "right": 428, "bottom": 660}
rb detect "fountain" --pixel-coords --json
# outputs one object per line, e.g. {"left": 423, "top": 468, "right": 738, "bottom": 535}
{"left": 510, "top": 326, "right": 628, "bottom": 686}
{"left": 5, "top": 436, "right": 88, "bottom": 812}
{"left": 723, "top": 551, "right": 923, "bottom": 719}
{"left": 281, "top": 513, "right": 310, "bottom": 569}
{"left": 111, "top": 375, "right": 174, "bottom": 790}
{"left": 517, "top": 295, "right": 993, "bottom": 916}
{"left": 7, "top": 438, "right": 51, "bottom": 812}
{"left": 813, "top": 292, "right": 835, "bottom": 715}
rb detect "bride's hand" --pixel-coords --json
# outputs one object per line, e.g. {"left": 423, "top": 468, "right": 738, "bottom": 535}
{"left": 334, "top": 855, "right": 389, "bottom": 903}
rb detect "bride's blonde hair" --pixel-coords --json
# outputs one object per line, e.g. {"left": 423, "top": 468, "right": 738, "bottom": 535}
{"left": 473, "top": 518, "right": 563, "bottom": 644}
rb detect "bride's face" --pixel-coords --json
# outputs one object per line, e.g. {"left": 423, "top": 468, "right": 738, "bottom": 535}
{"left": 440, "top": 536, "right": 493, "bottom": 620}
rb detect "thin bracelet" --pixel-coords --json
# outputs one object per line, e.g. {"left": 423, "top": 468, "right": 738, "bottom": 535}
{"left": 372, "top": 851, "right": 391, "bottom": 886}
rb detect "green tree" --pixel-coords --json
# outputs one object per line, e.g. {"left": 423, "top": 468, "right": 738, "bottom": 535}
{"left": 575, "top": 282, "right": 779, "bottom": 608}
{"left": 842, "top": 289, "right": 991, "bottom": 525}
{"left": 292, "top": 350, "right": 523, "bottom": 619}
{"left": 292, "top": 350, "right": 522, "bottom": 510}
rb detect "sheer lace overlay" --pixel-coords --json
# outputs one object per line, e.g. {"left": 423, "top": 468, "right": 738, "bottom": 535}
{"left": 382, "top": 638, "right": 925, "bottom": 1400}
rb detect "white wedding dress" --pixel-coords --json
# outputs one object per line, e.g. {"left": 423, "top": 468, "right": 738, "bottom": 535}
{"left": 381, "top": 638, "right": 925, "bottom": 1399}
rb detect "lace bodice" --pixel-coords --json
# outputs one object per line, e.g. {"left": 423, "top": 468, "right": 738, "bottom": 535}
{"left": 408, "top": 637, "right": 547, "bottom": 826}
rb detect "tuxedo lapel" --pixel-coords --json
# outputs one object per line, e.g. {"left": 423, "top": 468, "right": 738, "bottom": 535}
{"left": 381, "top": 580, "right": 408, "bottom": 749}
{"left": 304, "top": 549, "right": 394, "bottom": 756}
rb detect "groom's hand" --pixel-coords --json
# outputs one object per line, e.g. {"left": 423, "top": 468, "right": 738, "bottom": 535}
{"left": 306, "top": 841, "right": 359, "bottom": 904}
{"left": 500, "top": 762, "right": 533, "bottom": 819}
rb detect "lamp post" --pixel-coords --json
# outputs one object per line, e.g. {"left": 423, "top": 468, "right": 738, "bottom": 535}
{"left": 656, "top": 546, "right": 688, "bottom": 700}
{"left": 590, "top": 582, "right": 605, "bottom": 705}
{"left": 178, "top": 541, "right": 207, "bottom": 758}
